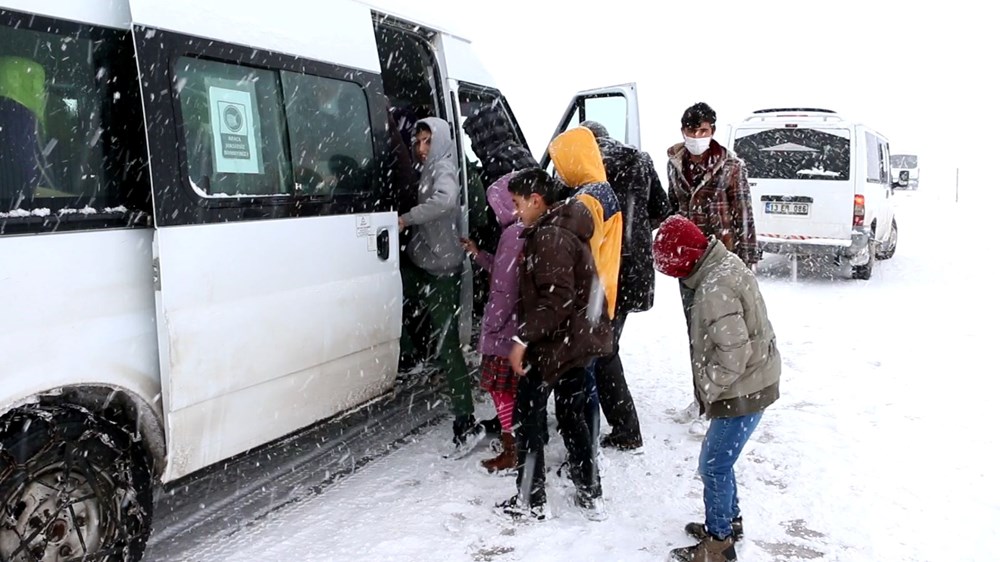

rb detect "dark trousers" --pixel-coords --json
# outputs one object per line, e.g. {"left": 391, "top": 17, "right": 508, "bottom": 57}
{"left": 584, "top": 359, "right": 600, "bottom": 443}
{"left": 400, "top": 260, "right": 473, "bottom": 418}
{"left": 515, "top": 367, "right": 601, "bottom": 505}
{"left": 399, "top": 255, "right": 433, "bottom": 367}
{"left": 593, "top": 311, "right": 642, "bottom": 439}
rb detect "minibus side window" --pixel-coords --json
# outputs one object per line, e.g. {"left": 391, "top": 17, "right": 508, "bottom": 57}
{"left": 281, "top": 72, "right": 375, "bottom": 198}
{"left": 0, "top": 15, "right": 149, "bottom": 231}
{"left": 865, "top": 132, "right": 882, "bottom": 183}
{"left": 174, "top": 56, "right": 293, "bottom": 198}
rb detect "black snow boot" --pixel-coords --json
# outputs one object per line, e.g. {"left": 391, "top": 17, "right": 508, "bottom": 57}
{"left": 481, "top": 415, "right": 502, "bottom": 436}
{"left": 495, "top": 494, "right": 549, "bottom": 521}
{"left": 450, "top": 415, "right": 486, "bottom": 459}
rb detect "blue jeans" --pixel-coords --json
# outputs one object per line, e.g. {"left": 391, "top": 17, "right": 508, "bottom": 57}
{"left": 699, "top": 412, "right": 763, "bottom": 538}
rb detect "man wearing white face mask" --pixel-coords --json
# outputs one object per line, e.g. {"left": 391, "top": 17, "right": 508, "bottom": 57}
{"left": 665, "top": 102, "right": 757, "bottom": 266}
{"left": 665, "top": 102, "right": 758, "bottom": 426}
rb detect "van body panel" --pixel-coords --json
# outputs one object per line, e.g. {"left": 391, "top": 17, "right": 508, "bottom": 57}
{"left": 1, "top": 0, "right": 131, "bottom": 28}
{"left": 440, "top": 34, "right": 497, "bottom": 88}
{"left": 129, "top": 0, "right": 382, "bottom": 73}
{"left": 0, "top": 229, "right": 161, "bottom": 415}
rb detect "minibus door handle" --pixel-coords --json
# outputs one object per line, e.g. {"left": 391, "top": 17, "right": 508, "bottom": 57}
{"left": 376, "top": 228, "right": 390, "bottom": 261}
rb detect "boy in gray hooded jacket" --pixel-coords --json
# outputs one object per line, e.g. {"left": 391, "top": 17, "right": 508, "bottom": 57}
{"left": 399, "top": 117, "right": 483, "bottom": 452}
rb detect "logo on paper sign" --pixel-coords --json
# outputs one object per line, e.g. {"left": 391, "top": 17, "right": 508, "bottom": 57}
{"left": 217, "top": 101, "right": 250, "bottom": 160}
{"left": 222, "top": 104, "right": 245, "bottom": 133}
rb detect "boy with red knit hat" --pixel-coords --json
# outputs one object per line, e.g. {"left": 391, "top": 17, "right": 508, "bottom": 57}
{"left": 653, "top": 215, "right": 781, "bottom": 562}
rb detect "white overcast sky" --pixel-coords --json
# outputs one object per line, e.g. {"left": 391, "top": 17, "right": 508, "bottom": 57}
{"left": 371, "top": 0, "right": 992, "bottom": 191}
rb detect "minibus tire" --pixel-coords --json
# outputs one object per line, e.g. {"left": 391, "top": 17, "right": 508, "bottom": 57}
{"left": 876, "top": 218, "right": 898, "bottom": 260}
{"left": 0, "top": 404, "right": 153, "bottom": 562}
{"left": 851, "top": 239, "right": 876, "bottom": 280}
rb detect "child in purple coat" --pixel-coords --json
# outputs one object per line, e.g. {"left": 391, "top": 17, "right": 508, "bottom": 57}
{"left": 461, "top": 172, "right": 524, "bottom": 473}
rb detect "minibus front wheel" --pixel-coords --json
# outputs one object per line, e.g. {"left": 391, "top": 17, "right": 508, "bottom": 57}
{"left": 0, "top": 404, "right": 153, "bottom": 562}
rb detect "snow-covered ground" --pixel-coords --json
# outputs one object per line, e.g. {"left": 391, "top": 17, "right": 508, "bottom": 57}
{"left": 150, "top": 182, "right": 997, "bottom": 561}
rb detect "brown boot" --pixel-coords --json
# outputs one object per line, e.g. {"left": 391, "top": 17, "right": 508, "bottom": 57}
{"left": 670, "top": 535, "right": 737, "bottom": 562}
{"left": 685, "top": 517, "right": 743, "bottom": 542}
{"left": 480, "top": 432, "right": 516, "bottom": 473}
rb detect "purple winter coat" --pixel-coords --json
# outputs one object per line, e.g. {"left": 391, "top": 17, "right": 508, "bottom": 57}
{"left": 474, "top": 173, "right": 524, "bottom": 358}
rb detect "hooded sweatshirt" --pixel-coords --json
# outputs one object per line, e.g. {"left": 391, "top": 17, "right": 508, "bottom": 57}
{"left": 548, "top": 127, "right": 623, "bottom": 318}
{"left": 473, "top": 172, "right": 525, "bottom": 357}
{"left": 400, "top": 117, "right": 465, "bottom": 276}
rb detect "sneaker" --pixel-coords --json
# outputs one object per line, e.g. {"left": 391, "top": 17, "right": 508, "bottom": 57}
{"left": 599, "top": 432, "right": 643, "bottom": 451}
{"left": 672, "top": 400, "right": 701, "bottom": 424}
{"left": 670, "top": 535, "right": 737, "bottom": 562}
{"left": 688, "top": 417, "right": 708, "bottom": 437}
{"left": 496, "top": 495, "right": 548, "bottom": 521}
{"left": 574, "top": 492, "right": 608, "bottom": 522}
{"left": 685, "top": 517, "right": 743, "bottom": 542}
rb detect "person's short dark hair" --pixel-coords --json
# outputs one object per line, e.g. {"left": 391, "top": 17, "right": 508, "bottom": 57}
{"left": 681, "top": 102, "right": 717, "bottom": 130}
{"left": 580, "top": 120, "right": 610, "bottom": 139}
{"left": 508, "top": 167, "right": 560, "bottom": 206}
{"left": 415, "top": 121, "right": 432, "bottom": 135}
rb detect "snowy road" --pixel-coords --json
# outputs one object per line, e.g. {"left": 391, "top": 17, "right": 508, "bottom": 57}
{"left": 145, "top": 184, "right": 996, "bottom": 562}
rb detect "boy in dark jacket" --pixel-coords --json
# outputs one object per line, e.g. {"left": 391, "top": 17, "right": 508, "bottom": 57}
{"left": 497, "top": 168, "right": 612, "bottom": 522}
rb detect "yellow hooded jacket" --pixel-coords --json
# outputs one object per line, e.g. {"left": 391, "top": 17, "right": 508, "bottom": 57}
{"left": 549, "top": 127, "right": 623, "bottom": 318}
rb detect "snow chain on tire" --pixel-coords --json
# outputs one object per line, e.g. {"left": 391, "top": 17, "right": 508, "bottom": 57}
{"left": 0, "top": 404, "right": 153, "bottom": 562}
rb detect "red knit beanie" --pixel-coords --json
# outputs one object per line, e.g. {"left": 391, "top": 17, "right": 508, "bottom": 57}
{"left": 653, "top": 215, "right": 709, "bottom": 278}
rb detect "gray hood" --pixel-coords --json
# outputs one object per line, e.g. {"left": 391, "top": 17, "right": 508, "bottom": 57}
{"left": 400, "top": 116, "right": 464, "bottom": 276}
{"left": 415, "top": 117, "right": 454, "bottom": 167}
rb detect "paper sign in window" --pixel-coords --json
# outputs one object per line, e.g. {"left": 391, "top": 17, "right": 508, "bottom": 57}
{"left": 208, "top": 81, "right": 263, "bottom": 174}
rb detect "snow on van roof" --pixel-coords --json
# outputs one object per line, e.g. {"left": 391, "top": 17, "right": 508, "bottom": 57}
{"left": 753, "top": 107, "right": 837, "bottom": 114}
{"left": 743, "top": 110, "right": 844, "bottom": 123}
{"left": 762, "top": 142, "right": 820, "bottom": 152}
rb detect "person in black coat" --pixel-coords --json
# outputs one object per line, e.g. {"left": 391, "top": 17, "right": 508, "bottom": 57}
{"left": 580, "top": 120, "right": 673, "bottom": 450}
